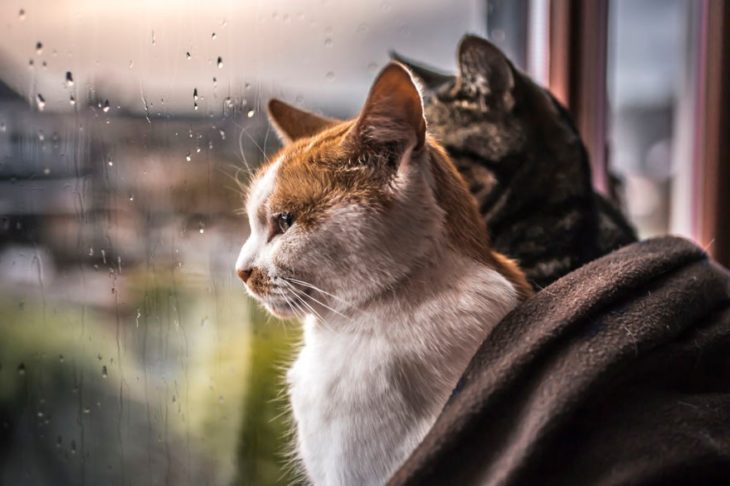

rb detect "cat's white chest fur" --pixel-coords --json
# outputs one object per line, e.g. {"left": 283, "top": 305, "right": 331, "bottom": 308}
{"left": 287, "top": 252, "right": 518, "bottom": 486}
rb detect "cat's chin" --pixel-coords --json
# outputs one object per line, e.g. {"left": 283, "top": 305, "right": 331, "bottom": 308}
{"left": 263, "top": 301, "right": 297, "bottom": 320}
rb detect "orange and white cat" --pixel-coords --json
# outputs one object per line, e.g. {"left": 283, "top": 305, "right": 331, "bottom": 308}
{"left": 235, "top": 63, "right": 530, "bottom": 486}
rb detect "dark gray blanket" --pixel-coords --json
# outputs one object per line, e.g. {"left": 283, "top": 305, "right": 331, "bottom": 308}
{"left": 390, "top": 236, "right": 730, "bottom": 485}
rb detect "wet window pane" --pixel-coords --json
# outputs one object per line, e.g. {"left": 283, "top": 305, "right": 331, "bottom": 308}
{"left": 0, "top": 1, "right": 485, "bottom": 485}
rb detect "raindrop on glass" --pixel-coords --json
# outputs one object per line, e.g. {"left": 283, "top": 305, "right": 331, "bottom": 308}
{"left": 324, "top": 37, "right": 333, "bottom": 47}
{"left": 70, "top": 440, "right": 77, "bottom": 454}
{"left": 325, "top": 71, "right": 335, "bottom": 81}
{"left": 36, "top": 94, "right": 46, "bottom": 111}
{"left": 17, "top": 363, "right": 26, "bottom": 375}
{"left": 65, "top": 71, "right": 74, "bottom": 87}
{"left": 19, "top": 9, "right": 26, "bottom": 21}
{"left": 107, "top": 160, "right": 113, "bottom": 167}
{"left": 59, "top": 354, "right": 64, "bottom": 363}
{"left": 35, "top": 42, "right": 43, "bottom": 55}
{"left": 185, "top": 153, "right": 192, "bottom": 162}
{"left": 247, "top": 109, "right": 255, "bottom": 118}
{"left": 101, "top": 365, "right": 108, "bottom": 378}
{"left": 186, "top": 51, "right": 191, "bottom": 60}
{"left": 102, "top": 99, "right": 110, "bottom": 112}
{"left": 219, "top": 129, "right": 226, "bottom": 140}
{"left": 211, "top": 32, "right": 217, "bottom": 39}
{"left": 69, "top": 95, "right": 76, "bottom": 106}
{"left": 217, "top": 56, "right": 223, "bottom": 69}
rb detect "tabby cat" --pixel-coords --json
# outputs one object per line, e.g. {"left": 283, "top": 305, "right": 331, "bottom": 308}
{"left": 393, "top": 35, "right": 637, "bottom": 290}
{"left": 235, "top": 62, "right": 530, "bottom": 485}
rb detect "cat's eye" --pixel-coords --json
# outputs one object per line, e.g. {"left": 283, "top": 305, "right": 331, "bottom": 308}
{"left": 275, "top": 212, "right": 294, "bottom": 235}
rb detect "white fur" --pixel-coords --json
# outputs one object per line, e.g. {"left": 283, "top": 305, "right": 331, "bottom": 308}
{"left": 236, "top": 148, "right": 519, "bottom": 485}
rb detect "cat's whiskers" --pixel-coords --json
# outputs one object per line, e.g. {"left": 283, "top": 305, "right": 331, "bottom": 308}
{"left": 282, "top": 277, "right": 349, "bottom": 305}
{"left": 283, "top": 280, "right": 351, "bottom": 321}
{"left": 281, "top": 281, "right": 341, "bottom": 331}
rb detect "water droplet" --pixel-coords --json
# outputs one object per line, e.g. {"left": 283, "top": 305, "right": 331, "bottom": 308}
{"left": 102, "top": 99, "right": 110, "bottom": 112}
{"left": 36, "top": 94, "right": 45, "bottom": 111}
{"left": 35, "top": 42, "right": 43, "bottom": 55}
{"left": 244, "top": 82, "right": 251, "bottom": 90}
{"left": 43, "top": 167, "right": 50, "bottom": 175}
{"left": 186, "top": 51, "right": 191, "bottom": 60}
{"left": 195, "top": 147, "right": 201, "bottom": 153}
{"left": 247, "top": 109, "right": 255, "bottom": 118}
{"left": 151, "top": 30, "right": 156, "bottom": 45}
{"left": 219, "top": 129, "right": 226, "bottom": 140}
{"left": 128, "top": 60, "right": 134, "bottom": 69}
{"left": 0, "top": 122, "right": 6, "bottom": 132}
{"left": 217, "top": 56, "right": 223, "bottom": 69}
{"left": 211, "top": 32, "right": 217, "bottom": 39}
{"left": 324, "top": 37, "right": 333, "bottom": 47}
{"left": 101, "top": 365, "right": 107, "bottom": 378}
{"left": 69, "top": 95, "right": 75, "bottom": 106}
{"left": 19, "top": 9, "right": 26, "bottom": 20}
{"left": 17, "top": 363, "right": 26, "bottom": 375}
{"left": 325, "top": 71, "right": 335, "bottom": 81}
{"left": 199, "top": 227, "right": 205, "bottom": 234}
{"left": 193, "top": 88, "right": 199, "bottom": 101}
{"left": 83, "top": 407, "right": 90, "bottom": 415}
{"left": 65, "top": 71, "right": 74, "bottom": 87}
{"left": 56, "top": 435, "right": 62, "bottom": 448}
{"left": 185, "top": 153, "right": 191, "bottom": 162}
{"left": 37, "top": 411, "right": 44, "bottom": 418}
{"left": 58, "top": 354, "right": 64, "bottom": 363}
{"left": 107, "top": 160, "right": 113, "bottom": 167}
{"left": 70, "top": 440, "right": 76, "bottom": 454}
{"left": 129, "top": 194, "right": 134, "bottom": 201}
{"left": 97, "top": 353, "right": 102, "bottom": 360}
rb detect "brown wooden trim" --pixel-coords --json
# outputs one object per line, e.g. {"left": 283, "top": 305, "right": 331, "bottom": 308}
{"left": 548, "top": 0, "right": 610, "bottom": 196}
{"left": 697, "top": 0, "right": 730, "bottom": 266}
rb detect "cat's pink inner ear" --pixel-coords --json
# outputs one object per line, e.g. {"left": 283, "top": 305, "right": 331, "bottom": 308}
{"left": 354, "top": 62, "right": 426, "bottom": 150}
{"left": 267, "top": 98, "right": 339, "bottom": 144}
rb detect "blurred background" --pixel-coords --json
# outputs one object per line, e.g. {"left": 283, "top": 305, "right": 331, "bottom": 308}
{"left": 0, "top": 0, "right": 727, "bottom": 485}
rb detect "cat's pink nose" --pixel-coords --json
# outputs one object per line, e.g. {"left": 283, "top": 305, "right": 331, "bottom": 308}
{"left": 237, "top": 267, "right": 252, "bottom": 283}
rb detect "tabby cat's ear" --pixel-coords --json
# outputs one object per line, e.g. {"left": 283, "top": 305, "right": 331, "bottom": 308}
{"left": 352, "top": 62, "right": 426, "bottom": 151}
{"left": 457, "top": 35, "right": 515, "bottom": 107}
{"left": 267, "top": 98, "right": 339, "bottom": 144}
{"left": 389, "top": 50, "right": 455, "bottom": 92}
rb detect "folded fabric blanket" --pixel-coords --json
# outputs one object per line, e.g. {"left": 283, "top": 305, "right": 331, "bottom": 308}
{"left": 389, "top": 236, "right": 730, "bottom": 486}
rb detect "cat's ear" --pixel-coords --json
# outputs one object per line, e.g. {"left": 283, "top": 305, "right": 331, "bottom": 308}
{"left": 457, "top": 34, "right": 514, "bottom": 107}
{"left": 267, "top": 98, "right": 339, "bottom": 144}
{"left": 389, "top": 51, "right": 455, "bottom": 93}
{"left": 352, "top": 62, "right": 426, "bottom": 151}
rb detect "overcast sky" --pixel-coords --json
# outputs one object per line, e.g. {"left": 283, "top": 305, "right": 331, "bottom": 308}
{"left": 0, "top": 0, "right": 485, "bottom": 115}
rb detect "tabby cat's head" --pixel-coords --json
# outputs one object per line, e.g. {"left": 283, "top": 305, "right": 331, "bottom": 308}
{"left": 234, "top": 63, "right": 487, "bottom": 319}
{"left": 392, "top": 35, "right": 575, "bottom": 200}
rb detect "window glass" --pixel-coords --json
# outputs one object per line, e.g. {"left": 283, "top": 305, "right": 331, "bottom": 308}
{"left": 0, "top": 1, "right": 484, "bottom": 485}
{"left": 607, "top": 0, "right": 692, "bottom": 237}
